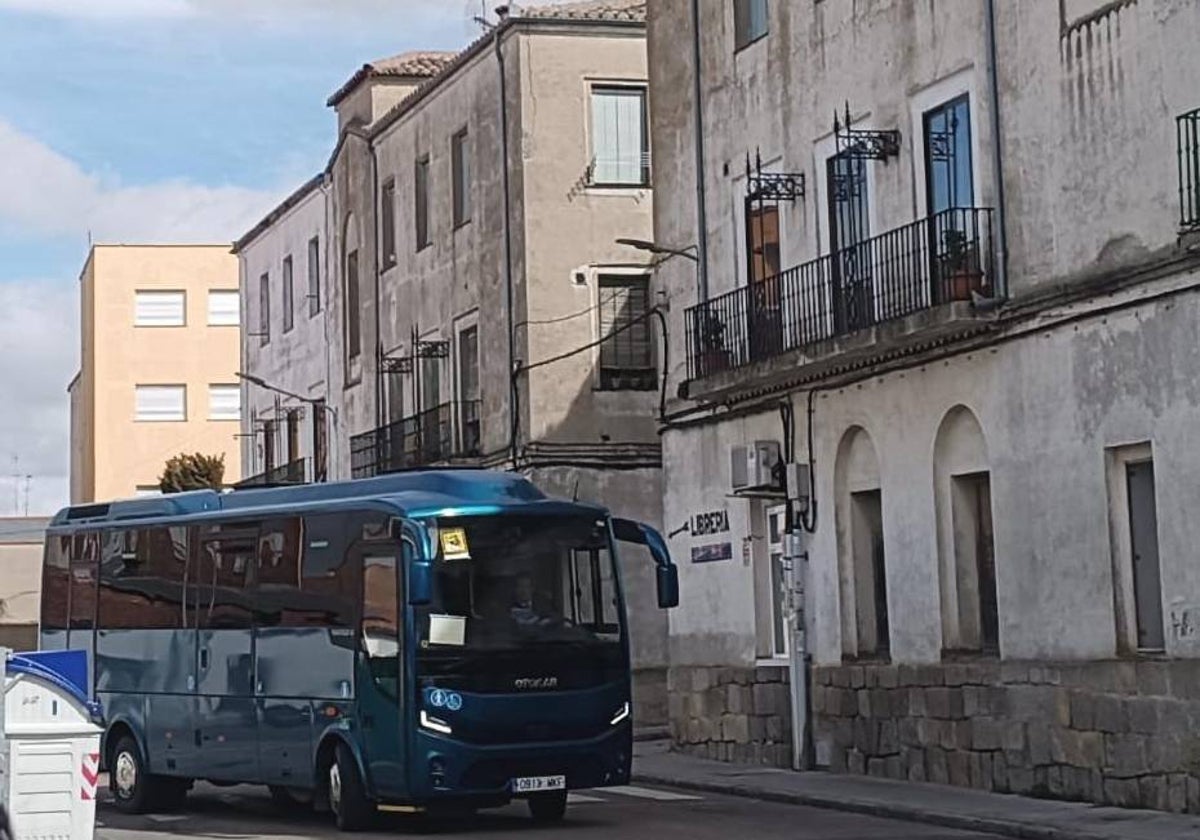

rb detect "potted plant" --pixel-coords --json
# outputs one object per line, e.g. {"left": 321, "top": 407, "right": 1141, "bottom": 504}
{"left": 696, "top": 311, "right": 731, "bottom": 376}
{"left": 940, "top": 228, "right": 984, "bottom": 301}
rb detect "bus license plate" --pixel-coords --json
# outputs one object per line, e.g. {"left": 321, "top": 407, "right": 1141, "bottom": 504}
{"left": 512, "top": 775, "right": 566, "bottom": 793}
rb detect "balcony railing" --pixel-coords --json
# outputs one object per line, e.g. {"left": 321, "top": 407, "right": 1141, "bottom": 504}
{"left": 685, "top": 207, "right": 996, "bottom": 379}
{"left": 1179, "top": 107, "right": 1200, "bottom": 232}
{"left": 350, "top": 400, "right": 482, "bottom": 479}
{"left": 235, "top": 458, "right": 306, "bottom": 488}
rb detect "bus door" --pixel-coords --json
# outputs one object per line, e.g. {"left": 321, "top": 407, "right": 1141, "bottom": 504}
{"left": 355, "top": 514, "right": 405, "bottom": 799}
{"left": 192, "top": 523, "right": 259, "bottom": 782}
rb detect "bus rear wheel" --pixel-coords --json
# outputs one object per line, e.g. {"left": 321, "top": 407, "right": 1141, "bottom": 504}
{"left": 527, "top": 790, "right": 568, "bottom": 824}
{"left": 109, "top": 736, "right": 151, "bottom": 814}
{"left": 328, "top": 743, "right": 374, "bottom": 832}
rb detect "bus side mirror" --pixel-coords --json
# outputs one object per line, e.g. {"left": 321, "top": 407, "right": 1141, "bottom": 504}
{"left": 408, "top": 560, "right": 433, "bottom": 606}
{"left": 656, "top": 564, "right": 679, "bottom": 610}
{"left": 612, "top": 517, "right": 679, "bottom": 609}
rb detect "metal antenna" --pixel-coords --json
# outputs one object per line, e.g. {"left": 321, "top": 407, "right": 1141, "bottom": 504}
{"left": 22, "top": 475, "right": 31, "bottom": 516}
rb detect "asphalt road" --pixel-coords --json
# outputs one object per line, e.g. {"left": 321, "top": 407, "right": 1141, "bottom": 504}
{"left": 95, "top": 782, "right": 1010, "bottom": 840}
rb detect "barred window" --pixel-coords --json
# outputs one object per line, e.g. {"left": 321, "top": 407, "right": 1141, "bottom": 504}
{"left": 598, "top": 275, "right": 655, "bottom": 391}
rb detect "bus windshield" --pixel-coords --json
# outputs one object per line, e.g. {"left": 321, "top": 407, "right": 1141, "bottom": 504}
{"left": 415, "top": 514, "right": 622, "bottom": 672}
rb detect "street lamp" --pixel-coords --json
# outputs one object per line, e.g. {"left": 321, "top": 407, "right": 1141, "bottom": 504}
{"left": 236, "top": 372, "right": 337, "bottom": 424}
{"left": 238, "top": 372, "right": 338, "bottom": 483}
{"left": 615, "top": 238, "right": 699, "bottom": 263}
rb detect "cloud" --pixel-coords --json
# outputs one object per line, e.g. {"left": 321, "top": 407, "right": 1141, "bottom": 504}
{"left": 0, "top": 276, "right": 75, "bottom": 515}
{"left": 0, "top": 119, "right": 284, "bottom": 243}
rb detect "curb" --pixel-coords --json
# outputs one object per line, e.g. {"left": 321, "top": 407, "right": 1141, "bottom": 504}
{"left": 630, "top": 771, "right": 1109, "bottom": 840}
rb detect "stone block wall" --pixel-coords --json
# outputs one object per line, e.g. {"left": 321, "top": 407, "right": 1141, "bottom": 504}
{"left": 812, "top": 660, "right": 1200, "bottom": 813}
{"left": 668, "top": 665, "right": 793, "bottom": 766}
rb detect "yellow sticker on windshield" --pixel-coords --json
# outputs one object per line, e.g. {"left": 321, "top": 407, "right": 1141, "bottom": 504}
{"left": 439, "top": 527, "right": 470, "bottom": 560}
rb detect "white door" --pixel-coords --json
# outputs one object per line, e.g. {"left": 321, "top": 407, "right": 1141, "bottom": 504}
{"left": 767, "top": 505, "right": 789, "bottom": 658}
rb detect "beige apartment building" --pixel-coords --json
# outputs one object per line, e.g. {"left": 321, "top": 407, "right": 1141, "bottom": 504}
{"left": 69, "top": 245, "right": 242, "bottom": 503}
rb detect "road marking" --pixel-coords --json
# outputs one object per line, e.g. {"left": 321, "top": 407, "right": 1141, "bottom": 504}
{"left": 567, "top": 793, "right": 606, "bottom": 804}
{"left": 603, "top": 785, "right": 701, "bottom": 801}
{"left": 146, "top": 815, "right": 189, "bottom": 823}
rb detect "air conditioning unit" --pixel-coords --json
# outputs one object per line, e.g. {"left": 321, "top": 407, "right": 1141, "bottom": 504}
{"left": 731, "top": 441, "right": 782, "bottom": 492}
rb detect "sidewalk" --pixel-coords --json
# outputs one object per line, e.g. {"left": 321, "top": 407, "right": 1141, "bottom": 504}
{"left": 631, "top": 741, "right": 1200, "bottom": 840}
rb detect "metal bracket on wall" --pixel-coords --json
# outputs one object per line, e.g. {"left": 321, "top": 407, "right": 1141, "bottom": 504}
{"left": 833, "top": 101, "right": 901, "bottom": 162}
{"left": 746, "top": 149, "right": 805, "bottom": 202}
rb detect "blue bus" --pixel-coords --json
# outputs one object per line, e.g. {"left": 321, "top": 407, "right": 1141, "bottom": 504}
{"left": 39, "top": 470, "right": 678, "bottom": 829}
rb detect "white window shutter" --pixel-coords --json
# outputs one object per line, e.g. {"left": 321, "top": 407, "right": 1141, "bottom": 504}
{"left": 208, "top": 290, "right": 240, "bottom": 326}
{"left": 135, "top": 385, "right": 186, "bottom": 421}
{"left": 135, "top": 291, "right": 185, "bottom": 326}
{"left": 208, "top": 384, "right": 241, "bottom": 421}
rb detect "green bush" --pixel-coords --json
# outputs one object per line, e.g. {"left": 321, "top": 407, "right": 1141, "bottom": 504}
{"left": 159, "top": 452, "right": 225, "bottom": 493}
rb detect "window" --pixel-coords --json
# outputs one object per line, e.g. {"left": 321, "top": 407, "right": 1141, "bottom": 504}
{"left": 263, "top": 418, "right": 277, "bottom": 472}
{"left": 950, "top": 473, "right": 998, "bottom": 654}
{"left": 307, "top": 237, "right": 321, "bottom": 316}
{"left": 98, "top": 527, "right": 188, "bottom": 629}
{"left": 923, "top": 95, "right": 974, "bottom": 215}
{"left": 452, "top": 128, "right": 471, "bottom": 227}
{"left": 194, "top": 522, "right": 256, "bottom": 629}
{"left": 850, "top": 489, "right": 889, "bottom": 658}
{"left": 207, "top": 290, "right": 240, "bottom": 326}
{"left": 254, "top": 518, "right": 303, "bottom": 627}
{"left": 282, "top": 255, "right": 294, "bottom": 333}
{"left": 381, "top": 179, "right": 397, "bottom": 266}
{"left": 345, "top": 250, "right": 361, "bottom": 360}
{"left": 734, "top": 0, "right": 769, "bottom": 49}
{"left": 285, "top": 408, "right": 301, "bottom": 463}
{"left": 258, "top": 272, "right": 270, "bottom": 345}
{"left": 590, "top": 87, "right": 649, "bottom": 186}
{"left": 313, "top": 399, "right": 329, "bottom": 482}
{"left": 827, "top": 151, "right": 873, "bottom": 332}
{"left": 754, "top": 505, "right": 789, "bottom": 659}
{"left": 40, "top": 535, "right": 71, "bottom": 631}
{"left": 457, "top": 324, "right": 480, "bottom": 454}
{"left": 69, "top": 532, "right": 99, "bottom": 630}
{"left": 208, "top": 384, "right": 240, "bottom": 421}
{"left": 747, "top": 205, "right": 780, "bottom": 283}
{"left": 598, "top": 275, "right": 655, "bottom": 391}
{"left": 135, "top": 385, "right": 186, "bottom": 422}
{"left": 415, "top": 156, "right": 430, "bottom": 250}
{"left": 1107, "top": 444, "right": 1165, "bottom": 653}
{"left": 134, "top": 290, "right": 185, "bottom": 327}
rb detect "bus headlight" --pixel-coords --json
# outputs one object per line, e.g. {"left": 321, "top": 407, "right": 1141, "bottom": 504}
{"left": 610, "top": 702, "right": 630, "bottom": 726}
{"left": 420, "top": 710, "right": 453, "bottom": 735}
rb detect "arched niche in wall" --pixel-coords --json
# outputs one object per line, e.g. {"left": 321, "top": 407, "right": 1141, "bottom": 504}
{"left": 833, "top": 425, "right": 889, "bottom": 660}
{"left": 932, "top": 405, "right": 999, "bottom": 656}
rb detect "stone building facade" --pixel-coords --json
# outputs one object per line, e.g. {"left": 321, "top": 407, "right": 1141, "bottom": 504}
{"left": 234, "top": 1, "right": 670, "bottom": 726}
{"left": 648, "top": 0, "right": 1200, "bottom": 813}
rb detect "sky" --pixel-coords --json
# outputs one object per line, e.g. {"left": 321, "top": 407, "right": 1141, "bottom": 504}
{"left": 0, "top": 0, "right": 531, "bottom": 515}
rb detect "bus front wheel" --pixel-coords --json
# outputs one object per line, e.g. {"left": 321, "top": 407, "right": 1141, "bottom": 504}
{"left": 328, "top": 743, "right": 373, "bottom": 832}
{"left": 527, "top": 790, "right": 567, "bottom": 824}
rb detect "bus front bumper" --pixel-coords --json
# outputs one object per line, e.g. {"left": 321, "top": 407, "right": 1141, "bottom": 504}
{"left": 408, "top": 724, "right": 632, "bottom": 803}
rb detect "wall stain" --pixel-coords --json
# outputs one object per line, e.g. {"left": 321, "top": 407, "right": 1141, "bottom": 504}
{"left": 1070, "top": 299, "right": 1200, "bottom": 440}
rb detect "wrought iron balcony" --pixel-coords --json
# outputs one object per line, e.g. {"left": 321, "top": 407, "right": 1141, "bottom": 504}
{"left": 1179, "top": 107, "right": 1200, "bottom": 232}
{"left": 235, "top": 458, "right": 307, "bottom": 488}
{"left": 350, "top": 400, "right": 483, "bottom": 479}
{"left": 684, "top": 207, "right": 996, "bottom": 380}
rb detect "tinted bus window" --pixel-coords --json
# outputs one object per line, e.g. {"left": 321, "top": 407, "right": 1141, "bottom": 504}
{"left": 255, "top": 517, "right": 303, "bottom": 627}
{"left": 294, "top": 513, "right": 361, "bottom": 629}
{"left": 69, "top": 532, "right": 100, "bottom": 630}
{"left": 41, "top": 534, "right": 71, "bottom": 630}
{"left": 357, "top": 515, "right": 399, "bottom": 697}
{"left": 195, "top": 523, "right": 256, "bottom": 629}
{"left": 99, "top": 527, "right": 189, "bottom": 629}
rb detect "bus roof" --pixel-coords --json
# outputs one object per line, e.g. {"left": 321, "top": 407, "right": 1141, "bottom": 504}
{"left": 49, "top": 470, "right": 605, "bottom": 529}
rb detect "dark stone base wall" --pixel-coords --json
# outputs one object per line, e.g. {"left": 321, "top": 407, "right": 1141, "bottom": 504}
{"left": 633, "top": 666, "right": 669, "bottom": 729}
{"left": 813, "top": 660, "right": 1200, "bottom": 814}
{"left": 667, "top": 665, "right": 793, "bottom": 767}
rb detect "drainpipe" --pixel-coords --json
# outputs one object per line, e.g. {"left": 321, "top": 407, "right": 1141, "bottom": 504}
{"left": 984, "top": 0, "right": 1009, "bottom": 298}
{"left": 495, "top": 14, "right": 519, "bottom": 464}
{"left": 690, "top": 0, "right": 710, "bottom": 301}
